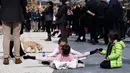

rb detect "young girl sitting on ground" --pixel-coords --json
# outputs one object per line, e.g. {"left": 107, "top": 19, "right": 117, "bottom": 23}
{"left": 47, "top": 38, "right": 82, "bottom": 57}
{"left": 23, "top": 44, "right": 97, "bottom": 69}
{"left": 97, "top": 30, "right": 125, "bottom": 69}
{"left": 44, "top": 38, "right": 90, "bottom": 64}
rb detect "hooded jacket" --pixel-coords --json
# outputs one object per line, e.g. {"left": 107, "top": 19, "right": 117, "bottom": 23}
{"left": 100, "top": 40, "right": 125, "bottom": 68}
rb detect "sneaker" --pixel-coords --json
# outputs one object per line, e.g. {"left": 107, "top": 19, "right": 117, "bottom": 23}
{"left": 3, "top": 58, "right": 9, "bottom": 65}
{"left": 45, "top": 39, "right": 51, "bottom": 41}
{"left": 41, "top": 61, "right": 50, "bottom": 65}
{"left": 50, "top": 63, "right": 57, "bottom": 69}
{"left": 15, "top": 58, "right": 22, "bottom": 64}
{"left": 77, "top": 63, "right": 85, "bottom": 68}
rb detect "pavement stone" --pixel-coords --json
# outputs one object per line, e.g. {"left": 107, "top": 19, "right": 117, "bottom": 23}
{"left": 0, "top": 32, "right": 130, "bottom": 73}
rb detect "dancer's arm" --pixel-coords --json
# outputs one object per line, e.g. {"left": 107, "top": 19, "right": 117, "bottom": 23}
{"left": 70, "top": 48, "right": 82, "bottom": 55}
{"left": 36, "top": 56, "right": 55, "bottom": 61}
{"left": 74, "top": 49, "right": 98, "bottom": 58}
{"left": 48, "top": 48, "right": 59, "bottom": 57}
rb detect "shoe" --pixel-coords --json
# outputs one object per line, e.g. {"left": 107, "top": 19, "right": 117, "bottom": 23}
{"left": 45, "top": 38, "right": 51, "bottom": 41}
{"left": 23, "top": 55, "right": 29, "bottom": 59}
{"left": 15, "top": 58, "right": 22, "bottom": 64}
{"left": 3, "top": 58, "right": 9, "bottom": 65}
{"left": 81, "top": 39, "right": 86, "bottom": 42}
{"left": 88, "top": 39, "right": 92, "bottom": 43}
{"left": 41, "top": 61, "right": 50, "bottom": 65}
{"left": 50, "top": 63, "right": 57, "bottom": 69}
{"left": 95, "top": 41, "right": 99, "bottom": 44}
{"left": 77, "top": 63, "right": 85, "bottom": 68}
{"left": 75, "top": 38, "right": 81, "bottom": 42}
{"left": 23, "top": 55, "right": 36, "bottom": 60}
{"left": 91, "top": 39, "right": 96, "bottom": 45}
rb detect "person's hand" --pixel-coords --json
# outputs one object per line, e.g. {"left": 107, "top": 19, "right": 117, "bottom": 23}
{"left": 105, "top": 57, "right": 109, "bottom": 61}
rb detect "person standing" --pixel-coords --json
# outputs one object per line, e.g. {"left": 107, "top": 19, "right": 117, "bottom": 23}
{"left": 44, "top": 1, "right": 54, "bottom": 41}
{"left": 0, "top": 0, "right": 27, "bottom": 65}
{"left": 96, "top": 0, "right": 109, "bottom": 44}
{"left": 56, "top": 0, "right": 68, "bottom": 39}
{"left": 86, "top": 0, "right": 99, "bottom": 45}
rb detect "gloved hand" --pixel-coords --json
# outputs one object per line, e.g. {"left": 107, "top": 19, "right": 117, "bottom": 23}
{"left": 98, "top": 48, "right": 103, "bottom": 52}
{"left": 90, "top": 49, "right": 99, "bottom": 55}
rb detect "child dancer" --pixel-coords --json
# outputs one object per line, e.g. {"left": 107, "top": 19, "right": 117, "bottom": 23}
{"left": 23, "top": 44, "right": 97, "bottom": 69}
{"left": 44, "top": 38, "right": 86, "bottom": 64}
{"left": 47, "top": 38, "right": 82, "bottom": 57}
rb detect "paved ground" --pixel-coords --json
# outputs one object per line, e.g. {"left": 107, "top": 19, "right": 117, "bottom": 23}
{"left": 0, "top": 32, "right": 130, "bottom": 73}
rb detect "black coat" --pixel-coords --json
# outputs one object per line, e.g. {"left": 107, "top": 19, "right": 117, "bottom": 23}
{"left": 44, "top": 6, "right": 53, "bottom": 21}
{"left": 56, "top": 4, "right": 67, "bottom": 24}
{"left": 0, "top": 0, "right": 27, "bottom": 22}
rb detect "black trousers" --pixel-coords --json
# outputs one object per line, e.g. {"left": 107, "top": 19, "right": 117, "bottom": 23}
{"left": 100, "top": 60, "right": 111, "bottom": 69}
{"left": 89, "top": 17, "right": 98, "bottom": 42}
{"left": 78, "top": 26, "right": 86, "bottom": 39}
{"left": 25, "top": 20, "right": 31, "bottom": 32}
{"left": 10, "top": 41, "right": 25, "bottom": 57}
{"left": 46, "top": 21, "right": 52, "bottom": 34}
{"left": 59, "top": 23, "right": 68, "bottom": 38}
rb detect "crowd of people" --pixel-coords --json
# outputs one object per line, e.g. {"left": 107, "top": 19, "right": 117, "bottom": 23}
{"left": 0, "top": 0, "right": 129, "bottom": 70}
{"left": 23, "top": 0, "right": 130, "bottom": 44}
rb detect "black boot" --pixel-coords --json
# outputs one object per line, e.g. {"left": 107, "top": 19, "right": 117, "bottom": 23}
{"left": 75, "top": 36, "right": 81, "bottom": 42}
{"left": 23, "top": 55, "right": 36, "bottom": 60}
{"left": 45, "top": 33, "right": 51, "bottom": 41}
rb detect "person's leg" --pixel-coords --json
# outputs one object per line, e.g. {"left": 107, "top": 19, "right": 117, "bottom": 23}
{"left": 45, "top": 21, "right": 52, "bottom": 41}
{"left": 26, "top": 20, "right": 31, "bottom": 32}
{"left": 59, "top": 23, "right": 67, "bottom": 39}
{"left": 100, "top": 60, "right": 111, "bottom": 69}
{"left": 10, "top": 41, "right": 14, "bottom": 58}
{"left": 75, "top": 26, "right": 81, "bottom": 42}
{"left": 80, "top": 26, "right": 86, "bottom": 42}
{"left": 104, "top": 28, "right": 109, "bottom": 44}
{"left": 20, "top": 42, "right": 26, "bottom": 56}
{"left": 12, "top": 22, "right": 22, "bottom": 64}
{"left": 23, "top": 55, "right": 55, "bottom": 61}
{"left": 2, "top": 22, "right": 11, "bottom": 65}
{"left": 33, "top": 21, "right": 37, "bottom": 32}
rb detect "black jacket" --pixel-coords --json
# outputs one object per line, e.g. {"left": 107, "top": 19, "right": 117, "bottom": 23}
{"left": 56, "top": 4, "right": 67, "bottom": 24}
{"left": 0, "top": 0, "right": 27, "bottom": 22}
{"left": 97, "top": 1, "right": 108, "bottom": 19}
{"left": 44, "top": 6, "right": 53, "bottom": 21}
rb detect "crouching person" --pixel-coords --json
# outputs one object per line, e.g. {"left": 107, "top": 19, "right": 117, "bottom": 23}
{"left": 97, "top": 30, "right": 125, "bottom": 69}
{"left": 23, "top": 44, "right": 97, "bottom": 69}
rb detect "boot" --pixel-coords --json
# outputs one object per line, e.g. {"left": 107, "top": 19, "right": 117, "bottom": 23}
{"left": 75, "top": 37, "right": 81, "bottom": 42}
{"left": 81, "top": 35, "right": 86, "bottom": 42}
{"left": 45, "top": 33, "right": 51, "bottom": 41}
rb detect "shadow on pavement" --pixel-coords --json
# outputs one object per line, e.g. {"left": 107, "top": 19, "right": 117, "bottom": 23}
{"left": 24, "top": 65, "right": 49, "bottom": 68}
{"left": 123, "top": 59, "right": 130, "bottom": 64}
